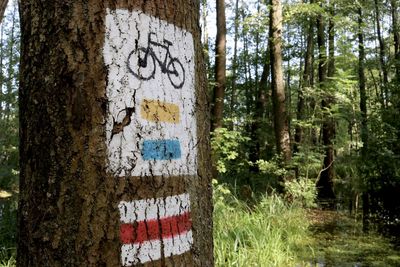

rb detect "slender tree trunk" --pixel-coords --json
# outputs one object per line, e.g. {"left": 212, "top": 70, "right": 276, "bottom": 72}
{"left": 249, "top": 50, "right": 270, "bottom": 171}
{"left": 18, "top": 1, "right": 213, "bottom": 266}
{"left": 374, "top": 0, "right": 388, "bottom": 105}
{"left": 202, "top": 0, "right": 210, "bottom": 75}
{"left": 269, "top": 0, "right": 292, "bottom": 167}
{"left": 230, "top": 0, "right": 240, "bottom": 129}
{"left": 0, "top": 0, "right": 8, "bottom": 24}
{"left": 294, "top": 4, "right": 314, "bottom": 154}
{"left": 243, "top": 33, "right": 253, "bottom": 115}
{"left": 0, "top": 22, "right": 3, "bottom": 116}
{"left": 358, "top": 4, "right": 370, "bottom": 233}
{"left": 4, "top": 0, "right": 15, "bottom": 118}
{"left": 211, "top": 0, "right": 226, "bottom": 131}
{"left": 316, "top": 3, "right": 336, "bottom": 206}
{"left": 259, "top": 51, "right": 270, "bottom": 114}
{"left": 391, "top": 0, "right": 400, "bottom": 82}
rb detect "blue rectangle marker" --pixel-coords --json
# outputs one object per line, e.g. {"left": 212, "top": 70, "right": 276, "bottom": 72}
{"left": 141, "top": 139, "right": 182, "bottom": 160}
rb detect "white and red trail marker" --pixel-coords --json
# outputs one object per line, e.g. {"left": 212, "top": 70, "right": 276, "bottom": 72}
{"left": 118, "top": 193, "right": 193, "bottom": 266}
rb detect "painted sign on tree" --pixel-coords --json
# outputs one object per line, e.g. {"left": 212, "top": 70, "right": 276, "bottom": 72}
{"left": 104, "top": 9, "right": 197, "bottom": 178}
{"left": 104, "top": 8, "right": 197, "bottom": 266}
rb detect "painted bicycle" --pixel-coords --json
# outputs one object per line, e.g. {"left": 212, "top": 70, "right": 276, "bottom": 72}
{"left": 127, "top": 32, "right": 185, "bottom": 89}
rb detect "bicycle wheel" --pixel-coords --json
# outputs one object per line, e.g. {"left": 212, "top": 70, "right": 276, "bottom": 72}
{"left": 167, "top": 58, "right": 185, "bottom": 89}
{"left": 127, "top": 47, "right": 156, "bottom": 81}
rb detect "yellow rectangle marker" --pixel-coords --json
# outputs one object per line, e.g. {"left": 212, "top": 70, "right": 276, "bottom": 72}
{"left": 140, "top": 99, "right": 180, "bottom": 124}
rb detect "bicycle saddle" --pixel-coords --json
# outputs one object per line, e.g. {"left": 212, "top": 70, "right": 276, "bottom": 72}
{"left": 163, "top": 39, "right": 173, "bottom": 46}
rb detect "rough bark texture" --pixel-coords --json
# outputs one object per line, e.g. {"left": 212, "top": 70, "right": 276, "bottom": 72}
{"left": 18, "top": 1, "right": 213, "bottom": 266}
{"left": 210, "top": 0, "right": 226, "bottom": 131}
{"left": 316, "top": 6, "right": 336, "bottom": 206}
{"left": 269, "top": 0, "right": 291, "bottom": 166}
{"left": 0, "top": 0, "right": 8, "bottom": 24}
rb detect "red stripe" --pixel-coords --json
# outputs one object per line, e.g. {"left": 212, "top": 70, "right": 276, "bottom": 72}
{"left": 120, "top": 212, "right": 192, "bottom": 244}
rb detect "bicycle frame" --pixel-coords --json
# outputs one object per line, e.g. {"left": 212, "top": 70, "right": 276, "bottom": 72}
{"left": 128, "top": 31, "right": 185, "bottom": 89}
{"left": 146, "top": 32, "right": 173, "bottom": 74}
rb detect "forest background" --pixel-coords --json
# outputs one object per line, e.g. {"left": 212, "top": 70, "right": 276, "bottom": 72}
{"left": 0, "top": 0, "right": 400, "bottom": 266}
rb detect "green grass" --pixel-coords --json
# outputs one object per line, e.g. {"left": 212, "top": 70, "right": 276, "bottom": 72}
{"left": 308, "top": 211, "right": 400, "bottom": 267}
{"left": 213, "top": 181, "right": 314, "bottom": 266}
{"left": 0, "top": 197, "right": 17, "bottom": 267}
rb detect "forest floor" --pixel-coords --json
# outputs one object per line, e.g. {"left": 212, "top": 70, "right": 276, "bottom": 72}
{"left": 303, "top": 209, "right": 400, "bottom": 267}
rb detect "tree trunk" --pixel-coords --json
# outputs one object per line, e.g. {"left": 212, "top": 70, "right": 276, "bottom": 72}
{"left": 0, "top": 0, "right": 8, "bottom": 24}
{"left": 0, "top": 17, "right": 3, "bottom": 116}
{"left": 294, "top": 1, "right": 314, "bottom": 154}
{"left": 4, "top": 0, "right": 16, "bottom": 118}
{"left": 211, "top": 0, "right": 226, "bottom": 131}
{"left": 358, "top": 4, "right": 370, "bottom": 233}
{"left": 316, "top": 4, "right": 336, "bottom": 206}
{"left": 269, "top": 0, "right": 291, "bottom": 166}
{"left": 374, "top": 0, "right": 388, "bottom": 105}
{"left": 18, "top": 1, "right": 213, "bottom": 266}
{"left": 230, "top": 0, "right": 240, "bottom": 129}
{"left": 249, "top": 50, "right": 270, "bottom": 171}
{"left": 202, "top": 0, "right": 210, "bottom": 76}
{"left": 391, "top": 0, "right": 400, "bottom": 82}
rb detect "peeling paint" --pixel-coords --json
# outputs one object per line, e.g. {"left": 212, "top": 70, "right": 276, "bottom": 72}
{"left": 118, "top": 194, "right": 193, "bottom": 266}
{"left": 103, "top": 8, "right": 197, "bottom": 177}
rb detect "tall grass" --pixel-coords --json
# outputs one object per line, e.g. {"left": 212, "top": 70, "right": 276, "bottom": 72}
{"left": 0, "top": 198, "right": 17, "bottom": 267}
{"left": 213, "top": 180, "right": 314, "bottom": 266}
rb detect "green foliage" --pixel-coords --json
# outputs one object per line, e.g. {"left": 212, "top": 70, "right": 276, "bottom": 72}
{"left": 211, "top": 127, "right": 250, "bottom": 174}
{"left": 256, "top": 157, "right": 287, "bottom": 177}
{"left": 213, "top": 180, "right": 314, "bottom": 266}
{"left": 284, "top": 179, "right": 318, "bottom": 208}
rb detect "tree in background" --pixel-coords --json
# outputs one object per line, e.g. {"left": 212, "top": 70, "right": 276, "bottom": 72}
{"left": 211, "top": 0, "right": 227, "bottom": 131}
{"left": 269, "top": 0, "right": 291, "bottom": 169}
{"left": 0, "top": 0, "right": 9, "bottom": 23}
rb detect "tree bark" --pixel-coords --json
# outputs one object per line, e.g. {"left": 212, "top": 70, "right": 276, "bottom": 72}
{"left": 18, "top": 1, "right": 213, "bottom": 266}
{"left": 316, "top": 3, "right": 336, "bottom": 206}
{"left": 391, "top": 0, "right": 400, "bottom": 82}
{"left": 202, "top": 0, "right": 210, "bottom": 75}
{"left": 249, "top": 49, "right": 270, "bottom": 171}
{"left": 4, "top": 0, "right": 16, "bottom": 118}
{"left": 269, "top": 0, "right": 291, "bottom": 166}
{"left": 211, "top": 0, "right": 226, "bottom": 131}
{"left": 374, "top": 0, "right": 388, "bottom": 105}
{"left": 230, "top": 0, "right": 240, "bottom": 129}
{"left": 0, "top": 0, "right": 8, "bottom": 24}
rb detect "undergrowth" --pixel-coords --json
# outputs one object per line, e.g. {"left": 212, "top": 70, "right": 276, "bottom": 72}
{"left": 213, "top": 180, "right": 314, "bottom": 266}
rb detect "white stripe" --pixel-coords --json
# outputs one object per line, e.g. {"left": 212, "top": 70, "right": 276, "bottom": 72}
{"left": 121, "top": 240, "right": 161, "bottom": 266}
{"left": 164, "top": 230, "right": 193, "bottom": 258}
{"left": 121, "top": 230, "right": 193, "bottom": 266}
{"left": 118, "top": 193, "right": 190, "bottom": 223}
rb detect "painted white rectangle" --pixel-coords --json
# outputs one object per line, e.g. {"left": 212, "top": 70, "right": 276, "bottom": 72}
{"left": 103, "top": 8, "right": 197, "bottom": 177}
{"left": 121, "top": 230, "right": 193, "bottom": 266}
{"left": 118, "top": 193, "right": 191, "bottom": 223}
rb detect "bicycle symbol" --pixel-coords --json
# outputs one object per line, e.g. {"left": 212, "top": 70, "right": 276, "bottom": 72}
{"left": 127, "top": 32, "right": 186, "bottom": 89}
